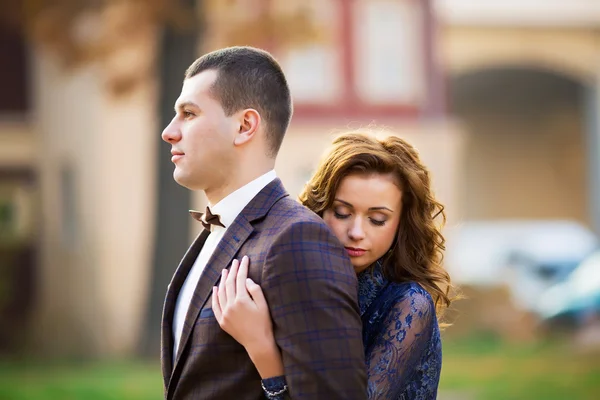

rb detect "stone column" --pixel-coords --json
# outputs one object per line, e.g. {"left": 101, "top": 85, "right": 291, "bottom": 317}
{"left": 585, "top": 71, "right": 600, "bottom": 236}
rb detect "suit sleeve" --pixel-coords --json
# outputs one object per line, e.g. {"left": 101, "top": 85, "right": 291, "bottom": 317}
{"left": 261, "top": 220, "right": 367, "bottom": 399}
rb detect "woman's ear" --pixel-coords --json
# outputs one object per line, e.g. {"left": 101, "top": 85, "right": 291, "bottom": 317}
{"left": 233, "top": 108, "right": 261, "bottom": 146}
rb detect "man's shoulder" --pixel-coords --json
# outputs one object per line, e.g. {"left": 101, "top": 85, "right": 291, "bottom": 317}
{"left": 266, "top": 196, "right": 326, "bottom": 227}
{"left": 260, "top": 198, "right": 352, "bottom": 276}
{"left": 260, "top": 197, "right": 343, "bottom": 247}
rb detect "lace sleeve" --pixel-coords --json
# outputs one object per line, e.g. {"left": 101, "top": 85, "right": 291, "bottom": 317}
{"left": 262, "top": 375, "right": 290, "bottom": 400}
{"left": 365, "top": 290, "right": 436, "bottom": 399}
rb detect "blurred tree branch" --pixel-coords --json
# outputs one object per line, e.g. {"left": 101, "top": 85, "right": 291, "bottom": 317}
{"left": 0, "top": 0, "right": 322, "bottom": 96}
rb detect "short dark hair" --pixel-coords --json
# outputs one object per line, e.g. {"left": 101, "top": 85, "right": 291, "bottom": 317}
{"left": 185, "top": 46, "right": 293, "bottom": 157}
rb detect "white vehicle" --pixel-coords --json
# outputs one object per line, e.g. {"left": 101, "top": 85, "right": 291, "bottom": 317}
{"left": 538, "top": 250, "right": 600, "bottom": 322}
{"left": 444, "top": 220, "right": 598, "bottom": 313}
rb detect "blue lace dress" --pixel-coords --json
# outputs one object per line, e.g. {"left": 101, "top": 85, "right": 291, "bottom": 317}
{"left": 261, "top": 262, "right": 442, "bottom": 399}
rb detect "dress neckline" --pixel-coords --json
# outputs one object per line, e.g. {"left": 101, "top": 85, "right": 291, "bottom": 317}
{"left": 357, "top": 260, "right": 390, "bottom": 316}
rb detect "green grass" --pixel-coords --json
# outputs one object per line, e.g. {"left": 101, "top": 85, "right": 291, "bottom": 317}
{"left": 439, "top": 334, "right": 600, "bottom": 400}
{"left": 0, "top": 336, "right": 598, "bottom": 399}
{"left": 0, "top": 360, "right": 163, "bottom": 400}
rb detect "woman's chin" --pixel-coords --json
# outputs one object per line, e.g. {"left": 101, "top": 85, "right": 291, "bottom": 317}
{"left": 352, "top": 263, "right": 371, "bottom": 275}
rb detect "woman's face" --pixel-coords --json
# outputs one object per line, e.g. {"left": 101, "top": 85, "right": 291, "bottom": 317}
{"left": 323, "top": 173, "right": 403, "bottom": 274}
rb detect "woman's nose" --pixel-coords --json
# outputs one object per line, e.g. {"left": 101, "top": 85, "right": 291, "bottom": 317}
{"left": 348, "top": 219, "right": 365, "bottom": 241}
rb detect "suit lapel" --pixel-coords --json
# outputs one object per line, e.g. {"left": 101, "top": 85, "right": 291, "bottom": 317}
{"left": 170, "top": 215, "right": 254, "bottom": 374}
{"left": 166, "top": 178, "right": 290, "bottom": 395}
{"left": 161, "top": 229, "right": 210, "bottom": 387}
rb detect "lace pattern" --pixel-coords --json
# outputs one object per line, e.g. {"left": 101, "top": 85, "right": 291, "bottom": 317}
{"left": 360, "top": 263, "right": 441, "bottom": 399}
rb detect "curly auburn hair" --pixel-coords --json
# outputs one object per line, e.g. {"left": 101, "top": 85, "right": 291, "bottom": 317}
{"left": 299, "top": 132, "right": 455, "bottom": 320}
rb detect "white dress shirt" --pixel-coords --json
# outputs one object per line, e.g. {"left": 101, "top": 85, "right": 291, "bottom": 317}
{"left": 172, "top": 170, "right": 277, "bottom": 358}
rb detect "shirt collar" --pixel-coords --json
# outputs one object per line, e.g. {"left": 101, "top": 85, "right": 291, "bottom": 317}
{"left": 208, "top": 170, "right": 277, "bottom": 229}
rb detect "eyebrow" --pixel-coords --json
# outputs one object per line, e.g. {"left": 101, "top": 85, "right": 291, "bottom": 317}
{"left": 174, "top": 101, "right": 199, "bottom": 113}
{"left": 334, "top": 198, "right": 394, "bottom": 213}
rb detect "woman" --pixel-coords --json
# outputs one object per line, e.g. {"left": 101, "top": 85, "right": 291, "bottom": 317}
{"left": 212, "top": 132, "right": 454, "bottom": 399}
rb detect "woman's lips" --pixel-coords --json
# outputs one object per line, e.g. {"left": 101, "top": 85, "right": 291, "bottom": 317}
{"left": 345, "top": 247, "right": 366, "bottom": 257}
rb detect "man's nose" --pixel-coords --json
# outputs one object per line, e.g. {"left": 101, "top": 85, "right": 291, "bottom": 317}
{"left": 161, "top": 118, "right": 181, "bottom": 143}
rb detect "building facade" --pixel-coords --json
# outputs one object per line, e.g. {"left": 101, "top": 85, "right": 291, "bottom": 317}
{"left": 0, "top": 0, "right": 599, "bottom": 357}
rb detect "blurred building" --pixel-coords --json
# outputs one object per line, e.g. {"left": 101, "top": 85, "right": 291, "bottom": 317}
{"left": 0, "top": 0, "right": 599, "bottom": 357}
{"left": 439, "top": 0, "right": 600, "bottom": 228}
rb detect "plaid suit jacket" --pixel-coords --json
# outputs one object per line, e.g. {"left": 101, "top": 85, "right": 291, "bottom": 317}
{"left": 161, "top": 178, "right": 367, "bottom": 399}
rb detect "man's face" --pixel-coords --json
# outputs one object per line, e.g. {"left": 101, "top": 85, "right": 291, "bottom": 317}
{"left": 162, "top": 69, "right": 237, "bottom": 191}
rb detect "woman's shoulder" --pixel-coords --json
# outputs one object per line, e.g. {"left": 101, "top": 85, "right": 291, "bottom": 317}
{"left": 385, "top": 281, "right": 435, "bottom": 315}
{"left": 387, "top": 280, "right": 433, "bottom": 302}
{"left": 363, "top": 280, "right": 439, "bottom": 350}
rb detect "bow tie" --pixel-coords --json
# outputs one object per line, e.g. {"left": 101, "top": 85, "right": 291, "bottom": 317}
{"left": 189, "top": 207, "right": 225, "bottom": 232}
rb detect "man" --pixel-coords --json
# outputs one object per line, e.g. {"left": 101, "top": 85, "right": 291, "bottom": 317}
{"left": 160, "top": 46, "right": 367, "bottom": 399}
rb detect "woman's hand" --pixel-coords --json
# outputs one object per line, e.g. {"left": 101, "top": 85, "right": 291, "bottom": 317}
{"left": 212, "top": 256, "right": 284, "bottom": 379}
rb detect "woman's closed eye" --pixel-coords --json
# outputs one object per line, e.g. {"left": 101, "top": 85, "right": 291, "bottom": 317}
{"left": 334, "top": 210, "right": 387, "bottom": 226}
{"left": 334, "top": 211, "right": 350, "bottom": 220}
{"left": 370, "top": 218, "right": 386, "bottom": 226}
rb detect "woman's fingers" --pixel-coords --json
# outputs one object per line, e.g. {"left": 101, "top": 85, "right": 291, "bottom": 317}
{"left": 210, "top": 260, "right": 275, "bottom": 352}
{"left": 246, "top": 278, "right": 268, "bottom": 311}
{"left": 213, "top": 257, "right": 257, "bottom": 333}
{"left": 218, "top": 268, "right": 228, "bottom": 308}
{"left": 225, "top": 259, "right": 239, "bottom": 303}
{"left": 236, "top": 256, "right": 250, "bottom": 298}
{"left": 212, "top": 286, "right": 222, "bottom": 321}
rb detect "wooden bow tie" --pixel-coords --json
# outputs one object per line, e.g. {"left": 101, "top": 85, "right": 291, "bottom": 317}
{"left": 190, "top": 207, "right": 225, "bottom": 232}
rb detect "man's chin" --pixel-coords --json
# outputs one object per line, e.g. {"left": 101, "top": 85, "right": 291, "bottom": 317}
{"left": 173, "top": 170, "right": 189, "bottom": 188}
{"left": 173, "top": 170, "right": 201, "bottom": 191}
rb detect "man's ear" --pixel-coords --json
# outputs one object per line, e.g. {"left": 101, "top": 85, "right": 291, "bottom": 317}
{"left": 233, "top": 109, "right": 261, "bottom": 146}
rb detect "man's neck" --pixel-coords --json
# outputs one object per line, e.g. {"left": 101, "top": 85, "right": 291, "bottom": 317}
{"left": 205, "top": 167, "right": 273, "bottom": 206}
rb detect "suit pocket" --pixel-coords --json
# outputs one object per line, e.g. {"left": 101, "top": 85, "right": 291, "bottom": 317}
{"left": 199, "top": 307, "right": 215, "bottom": 318}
